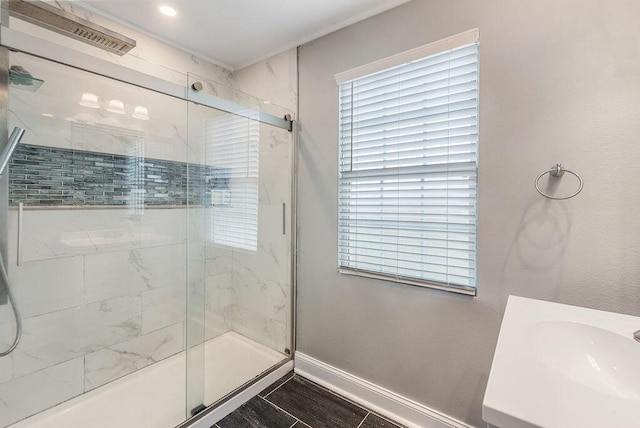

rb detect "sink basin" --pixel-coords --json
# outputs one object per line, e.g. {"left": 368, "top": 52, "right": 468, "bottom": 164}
{"left": 483, "top": 296, "right": 640, "bottom": 428}
{"left": 527, "top": 320, "right": 640, "bottom": 399}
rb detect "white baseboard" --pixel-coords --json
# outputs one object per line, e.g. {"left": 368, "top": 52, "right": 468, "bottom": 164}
{"left": 188, "top": 360, "right": 294, "bottom": 428}
{"left": 294, "top": 353, "right": 472, "bottom": 428}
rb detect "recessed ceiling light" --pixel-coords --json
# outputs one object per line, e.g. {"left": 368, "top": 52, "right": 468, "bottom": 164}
{"left": 159, "top": 5, "right": 177, "bottom": 17}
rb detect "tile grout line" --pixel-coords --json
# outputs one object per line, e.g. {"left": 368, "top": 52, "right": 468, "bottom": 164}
{"left": 259, "top": 395, "right": 313, "bottom": 428}
{"left": 262, "top": 373, "right": 295, "bottom": 398}
{"left": 356, "top": 412, "right": 370, "bottom": 428}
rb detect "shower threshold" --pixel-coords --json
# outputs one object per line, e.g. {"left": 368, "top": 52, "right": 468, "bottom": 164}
{"left": 7, "top": 332, "right": 286, "bottom": 428}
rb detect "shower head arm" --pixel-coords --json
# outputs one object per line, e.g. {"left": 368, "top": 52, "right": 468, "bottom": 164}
{"left": 0, "top": 127, "right": 25, "bottom": 176}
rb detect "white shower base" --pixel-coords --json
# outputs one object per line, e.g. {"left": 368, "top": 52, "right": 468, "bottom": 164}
{"left": 9, "top": 332, "right": 286, "bottom": 428}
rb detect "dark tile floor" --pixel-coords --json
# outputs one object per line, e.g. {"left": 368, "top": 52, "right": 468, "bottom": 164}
{"left": 215, "top": 373, "right": 403, "bottom": 428}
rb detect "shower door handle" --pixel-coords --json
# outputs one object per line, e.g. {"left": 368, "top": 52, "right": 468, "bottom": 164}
{"left": 0, "top": 127, "right": 25, "bottom": 175}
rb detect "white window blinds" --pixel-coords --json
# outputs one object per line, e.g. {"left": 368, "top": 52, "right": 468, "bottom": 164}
{"left": 337, "top": 36, "right": 478, "bottom": 294}
{"left": 206, "top": 111, "right": 259, "bottom": 251}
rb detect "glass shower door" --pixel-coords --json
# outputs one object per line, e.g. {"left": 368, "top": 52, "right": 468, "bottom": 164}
{"left": 186, "top": 73, "right": 294, "bottom": 410}
{"left": 0, "top": 50, "right": 191, "bottom": 428}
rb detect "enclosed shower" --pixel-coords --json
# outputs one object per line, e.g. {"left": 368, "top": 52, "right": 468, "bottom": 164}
{"left": 0, "top": 3, "right": 295, "bottom": 427}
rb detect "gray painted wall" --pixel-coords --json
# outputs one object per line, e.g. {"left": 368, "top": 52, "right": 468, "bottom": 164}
{"left": 296, "top": 0, "right": 640, "bottom": 426}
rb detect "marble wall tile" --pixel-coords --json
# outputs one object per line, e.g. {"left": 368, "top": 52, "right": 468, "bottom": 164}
{"left": 234, "top": 49, "right": 298, "bottom": 114}
{"left": 142, "top": 285, "right": 185, "bottom": 334}
{"left": 258, "top": 124, "right": 292, "bottom": 171}
{"left": 8, "top": 107, "right": 72, "bottom": 152}
{"left": 205, "top": 245, "right": 234, "bottom": 276}
{"left": 0, "top": 357, "right": 84, "bottom": 427}
{"left": 233, "top": 242, "right": 291, "bottom": 285}
{"left": 260, "top": 166, "right": 291, "bottom": 202}
{"left": 84, "top": 243, "right": 185, "bottom": 303}
{"left": 204, "top": 273, "right": 234, "bottom": 341}
{"left": 204, "top": 307, "right": 232, "bottom": 342}
{"left": 7, "top": 294, "right": 140, "bottom": 380}
{"left": 0, "top": 256, "right": 84, "bottom": 325}
{"left": 80, "top": 295, "right": 142, "bottom": 353}
{"left": 84, "top": 322, "right": 183, "bottom": 391}
{"left": 140, "top": 209, "right": 188, "bottom": 248}
{"left": 7, "top": 209, "right": 143, "bottom": 264}
{"left": 0, "top": 354, "right": 12, "bottom": 384}
{"left": 186, "top": 278, "right": 206, "bottom": 350}
{"left": 230, "top": 307, "right": 287, "bottom": 354}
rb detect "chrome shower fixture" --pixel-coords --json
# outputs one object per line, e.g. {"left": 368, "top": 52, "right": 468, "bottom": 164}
{"left": 0, "top": 127, "right": 25, "bottom": 175}
{"left": 8, "top": 0, "right": 136, "bottom": 56}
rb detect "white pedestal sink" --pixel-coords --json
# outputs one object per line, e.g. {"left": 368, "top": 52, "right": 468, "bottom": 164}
{"left": 483, "top": 296, "right": 640, "bottom": 428}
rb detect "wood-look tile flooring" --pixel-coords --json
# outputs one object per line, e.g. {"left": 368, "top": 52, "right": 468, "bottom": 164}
{"left": 215, "top": 373, "right": 403, "bottom": 428}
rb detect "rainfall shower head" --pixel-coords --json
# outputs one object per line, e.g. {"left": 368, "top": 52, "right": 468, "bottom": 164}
{"left": 0, "top": 127, "right": 25, "bottom": 176}
{"left": 8, "top": 0, "right": 136, "bottom": 56}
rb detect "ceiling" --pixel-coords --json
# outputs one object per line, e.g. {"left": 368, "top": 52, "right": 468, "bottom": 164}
{"left": 80, "top": 0, "right": 412, "bottom": 70}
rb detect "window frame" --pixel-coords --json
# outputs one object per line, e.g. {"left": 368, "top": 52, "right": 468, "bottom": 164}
{"left": 335, "top": 29, "right": 479, "bottom": 296}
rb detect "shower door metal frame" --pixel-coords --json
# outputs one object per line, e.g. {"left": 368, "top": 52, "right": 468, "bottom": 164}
{"left": 0, "top": 26, "right": 293, "bottom": 131}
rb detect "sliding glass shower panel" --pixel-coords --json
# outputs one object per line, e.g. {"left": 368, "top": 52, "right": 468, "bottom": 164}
{"left": 0, "top": 51, "right": 189, "bottom": 427}
{"left": 186, "top": 73, "right": 293, "bottom": 409}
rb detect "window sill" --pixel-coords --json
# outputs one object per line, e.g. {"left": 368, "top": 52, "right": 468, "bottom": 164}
{"left": 338, "top": 267, "right": 477, "bottom": 296}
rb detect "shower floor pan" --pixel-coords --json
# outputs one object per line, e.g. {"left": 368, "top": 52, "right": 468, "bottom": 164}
{"left": 8, "top": 332, "right": 286, "bottom": 428}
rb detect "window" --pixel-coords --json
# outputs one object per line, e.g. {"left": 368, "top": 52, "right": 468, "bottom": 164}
{"left": 336, "top": 30, "right": 478, "bottom": 294}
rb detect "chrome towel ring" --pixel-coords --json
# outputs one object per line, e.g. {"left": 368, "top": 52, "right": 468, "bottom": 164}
{"left": 535, "top": 164, "right": 583, "bottom": 200}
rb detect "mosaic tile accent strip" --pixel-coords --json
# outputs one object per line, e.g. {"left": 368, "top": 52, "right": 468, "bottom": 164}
{"left": 8, "top": 144, "right": 228, "bottom": 207}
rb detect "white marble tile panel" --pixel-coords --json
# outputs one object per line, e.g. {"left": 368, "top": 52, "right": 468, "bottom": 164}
{"left": 0, "top": 353, "right": 12, "bottom": 383}
{"left": 8, "top": 209, "right": 143, "bottom": 264}
{"left": 231, "top": 269, "right": 288, "bottom": 323}
{"left": 84, "top": 244, "right": 185, "bottom": 302}
{"left": 80, "top": 296, "right": 142, "bottom": 353}
{"left": 186, "top": 273, "right": 206, "bottom": 348}
{"left": 204, "top": 245, "right": 233, "bottom": 276}
{"left": 8, "top": 294, "right": 141, "bottom": 379}
{"left": 258, "top": 124, "right": 292, "bottom": 171}
{"left": 9, "top": 107, "right": 72, "bottom": 152}
{"left": 84, "top": 322, "right": 183, "bottom": 391}
{"left": 0, "top": 256, "right": 84, "bottom": 325}
{"left": 204, "top": 273, "right": 234, "bottom": 341}
{"left": 234, "top": 49, "right": 298, "bottom": 113}
{"left": 141, "top": 285, "right": 185, "bottom": 334}
{"left": 0, "top": 357, "right": 84, "bottom": 428}
{"left": 204, "top": 308, "right": 232, "bottom": 342}
{"left": 232, "top": 241, "right": 291, "bottom": 285}
{"left": 139, "top": 208, "right": 187, "bottom": 248}
{"left": 230, "top": 306, "right": 287, "bottom": 354}
{"left": 259, "top": 164, "right": 291, "bottom": 205}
